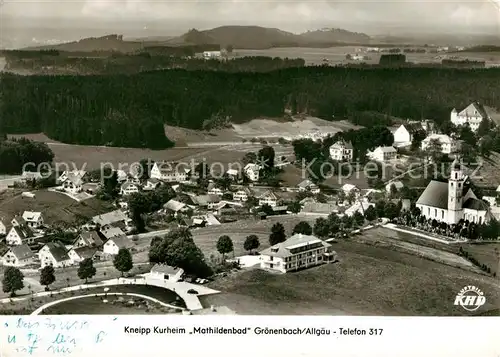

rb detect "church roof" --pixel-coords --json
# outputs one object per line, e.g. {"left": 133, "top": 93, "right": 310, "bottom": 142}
{"left": 462, "top": 198, "right": 489, "bottom": 211}
{"left": 416, "top": 180, "right": 449, "bottom": 209}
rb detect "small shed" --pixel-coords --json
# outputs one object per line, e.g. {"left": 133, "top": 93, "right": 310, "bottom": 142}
{"left": 149, "top": 264, "right": 184, "bottom": 282}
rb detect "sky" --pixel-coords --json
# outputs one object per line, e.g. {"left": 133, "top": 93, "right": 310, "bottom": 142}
{"left": 1, "top": 0, "right": 499, "bottom": 36}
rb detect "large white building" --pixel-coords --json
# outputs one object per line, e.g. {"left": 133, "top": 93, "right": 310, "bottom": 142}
{"left": 244, "top": 163, "right": 261, "bottom": 182}
{"left": 367, "top": 146, "right": 397, "bottom": 162}
{"left": 421, "top": 134, "right": 458, "bottom": 154}
{"left": 150, "top": 162, "right": 187, "bottom": 183}
{"left": 259, "top": 234, "right": 337, "bottom": 273}
{"left": 450, "top": 102, "right": 490, "bottom": 132}
{"left": 416, "top": 159, "right": 492, "bottom": 225}
{"left": 329, "top": 140, "right": 354, "bottom": 161}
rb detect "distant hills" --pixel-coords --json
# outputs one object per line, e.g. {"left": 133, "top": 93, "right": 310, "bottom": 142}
{"left": 22, "top": 26, "right": 372, "bottom": 52}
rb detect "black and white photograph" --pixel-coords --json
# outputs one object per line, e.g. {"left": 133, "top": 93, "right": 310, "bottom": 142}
{"left": 0, "top": 0, "right": 499, "bottom": 335}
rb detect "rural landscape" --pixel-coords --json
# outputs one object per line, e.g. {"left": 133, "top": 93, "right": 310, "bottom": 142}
{"left": 1, "top": 2, "right": 500, "bottom": 319}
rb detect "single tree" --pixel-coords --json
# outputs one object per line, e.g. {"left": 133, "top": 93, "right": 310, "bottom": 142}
{"left": 2, "top": 267, "right": 24, "bottom": 297}
{"left": 77, "top": 258, "right": 97, "bottom": 284}
{"left": 269, "top": 222, "right": 286, "bottom": 245}
{"left": 364, "top": 205, "right": 377, "bottom": 221}
{"left": 313, "top": 217, "right": 330, "bottom": 238}
{"left": 216, "top": 235, "right": 234, "bottom": 259}
{"left": 293, "top": 221, "right": 313, "bottom": 235}
{"left": 353, "top": 211, "right": 365, "bottom": 227}
{"left": 113, "top": 248, "right": 134, "bottom": 277}
{"left": 39, "top": 265, "right": 56, "bottom": 291}
{"left": 288, "top": 201, "right": 302, "bottom": 214}
{"left": 243, "top": 234, "right": 260, "bottom": 254}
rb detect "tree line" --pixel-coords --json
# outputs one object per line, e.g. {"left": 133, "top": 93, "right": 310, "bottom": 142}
{"left": 0, "top": 137, "right": 54, "bottom": 175}
{"left": 2, "top": 67, "right": 500, "bottom": 149}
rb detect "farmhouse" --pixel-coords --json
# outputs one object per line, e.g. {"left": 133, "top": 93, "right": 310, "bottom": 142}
{"left": 92, "top": 210, "right": 128, "bottom": 228}
{"left": 60, "top": 171, "right": 85, "bottom": 194}
{"left": 367, "top": 146, "right": 397, "bottom": 162}
{"left": 233, "top": 188, "right": 251, "bottom": 202}
{"left": 297, "top": 179, "right": 320, "bottom": 194}
{"left": 100, "top": 226, "right": 126, "bottom": 241}
{"left": 207, "top": 182, "right": 224, "bottom": 196}
{"left": 258, "top": 190, "right": 278, "bottom": 207}
{"left": 191, "top": 194, "right": 221, "bottom": 209}
{"left": 21, "top": 211, "right": 44, "bottom": 229}
{"left": 329, "top": 140, "right": 354, "bottom": 161}
{"left": 68, "top": 246, "right": 99, "bottom": 264}
{"left": 6, "top": 225, "right": 34, "bottom": 245}
{"left": 416, "top": 159, "right": 492, "bottom": 225}
{"left": 203, "top": 50, "right": 222, "bottom": 59}
{"left": 39, "top": 242, "right": 72, "bottom": 268}
{"left": 58, "top": 170, "right": 87, "bottom": 184}
{"left": 143, "top": 178, "right": 160, "bottom": 191}
{"left": 341, "top": 184, "right": 359, "bottom": 195}
{"left": 103, "top": 236, "right": 133, "bottom": 255}
{"left": 451, "top": 102, "right": 490, "bottom": 132}
{"left": 392, "top": 123, "right": 421, "bottom": 148}
{"left": 226, "top": 168, "right": 240, "bottom": 181}
{"left": 120, "top": 181, "right": 140, "bottom": 196}
{"left": 150, "top": 162, "right": 187, "bottom": 182}
{"left": 244, "top": 163, "right": 261, "bottom": 182}
{"left": 421, "top": 134, "right": 458, "bottom": 154}
{"left": 163, "top": 199, "right": 190, "bottom": 216}
{"left": 259, "top": 234, "right": 337, "bottom": 273}
{"left": 148, "top": 264, "right": 184, "bottom": 282}
{"left": 344, "top": 201, "right": 375, "bottom": 217}
{"left": 2, "top": 244, "right": 34, "bottom": 267}
{"left": 73, "top": 231, "right": 104, "bottom": 249}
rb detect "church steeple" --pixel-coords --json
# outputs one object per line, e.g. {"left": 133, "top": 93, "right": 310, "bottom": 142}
{"left": 447, "top": 155, "right": 464, "bottom": 224}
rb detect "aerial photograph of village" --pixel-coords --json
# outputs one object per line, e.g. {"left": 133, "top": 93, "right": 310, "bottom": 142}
{"left": 1, "top": 0, "right": 500, "bottom": 317}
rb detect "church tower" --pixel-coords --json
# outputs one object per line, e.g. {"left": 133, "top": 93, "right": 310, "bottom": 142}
{"left": 447, "top": 156, "right": 464, "bottom": 224}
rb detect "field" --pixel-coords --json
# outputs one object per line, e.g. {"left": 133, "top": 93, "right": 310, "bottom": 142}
{"left": 459, "top": 243, "right": 500, "bottom": 276}
{"left": 0, "top": 189, "right": 114, "bottom": 224}
{"left": 201, "top": 240, "right": 500, "bottom": 316}
{"left": 234, "top": 46, "right": 500, "bottom": 67}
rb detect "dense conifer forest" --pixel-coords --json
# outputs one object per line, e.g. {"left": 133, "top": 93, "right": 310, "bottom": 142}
{"left": 1, "top": 66, "right": 499, "bottom": 149}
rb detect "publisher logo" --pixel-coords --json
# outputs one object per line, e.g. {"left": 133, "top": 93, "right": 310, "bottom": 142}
{"left": 454, "top": 286, "right": 486, "bottom": 312}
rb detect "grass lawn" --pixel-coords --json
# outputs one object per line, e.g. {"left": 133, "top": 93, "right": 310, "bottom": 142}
{"left": 202, "top": 240, "right": 500, "bottom": 316}
{"left": 0, "top": 189, "right": 114, "bottom": 225}
{"left": 1, "top": 284, "right": 184, "bottom": 315}
{"left": 459, "top": 242, "right": 500, "bottom": 275}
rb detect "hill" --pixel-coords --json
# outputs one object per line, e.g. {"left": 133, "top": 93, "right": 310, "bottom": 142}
{"left": 298, "top": 28, "right": 371, "bottom": 44}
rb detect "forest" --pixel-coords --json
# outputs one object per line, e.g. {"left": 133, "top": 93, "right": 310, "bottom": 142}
{"left": 1, "top": 66, "right": 500, "bottom": 149}
{"left": 0, "top": 136, "right": 55, "bottom": 175}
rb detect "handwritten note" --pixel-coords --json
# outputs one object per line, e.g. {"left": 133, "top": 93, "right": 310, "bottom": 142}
{"left": 2, "top": 316, "right": 117, "bottom": 356}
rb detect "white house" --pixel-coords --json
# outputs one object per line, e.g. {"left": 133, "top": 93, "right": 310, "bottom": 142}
{"left": 341, "top": 184, "right": 359, "bottom": 195}
{"left": 60, "top": 171, "right": 85, "bottom": 194}
{"left": 233, "top": 188, "right": 251, "bottom": 202}
{"left": 392, "top": 123, "right": 422, "bottom": 148}
{"left": 148, "top": 264, "right": 184, "bottom": 282}
{"left": 150, "top": 162, "right": 187, "bottom": 182}
{"left": 100, "top": 226, "right": 126, "bottom": 241}
{"left": 421, "top": 134, "right": 458, "bottom": 154}
{"left": 163, "top": 199, "right": 190, "bottom": 217}
{"left": 6, "top": 225, "right": 34, "bottom": 246}
{"left": 244, "top": 163, "right": 261, "bottom": 182}
{"left": 191, "top": 194, "right": 221, "bottom": 209}
{"left": 367, "top": 146, "right": 397, "bottom": 162}
{"left": 68, "top": 247, "right": 99, "bottom": 265}
{"left": 2, "top": 244, "right": 34, "bottom": 267}
{"left": 0, "top": 219, "right": 7, "bottom": 235}
{"left": 416, "top": 158, "right": 492, "bottom": 225}
{"left": 92, "top": 210, "right": 128, "bottom": 228}
{"left": 207, "top": 182, "right": 224, "bottom": 196}
{"left": 226, "top": 168, "right": 240, "bottom": 181}
{"left": 259, "top": 234, "right": 337, "bottom": 273}
{"left": 451, "top": 102, "right": 490, "bottom": 132}
{"left": 203, "top": 51, "right": 222, "bottom": 59}
{"left": 297, "top": 180, "right": 320, "bottom": 194}
{"left": 38, "top": 242, "right": 72, "bottom": 268}
{"left": 21, "top": 211, "right": 44, "bottom": 229}
{"left": 344, "top": 201, "right": 375, "bottom": 217}
{"left": 143, "top": 178, "right": 161, "bottom": 191}
{"left": 329, "top": 140, "right": 354, "bottom": 161}
{"left": 73, "top": 231, "right": 104, "bottom": 249}
{"left": 120, "top": 181, "right": 140, "bottom": 196}
{"left": 102, "top": 236, "right": 133, "bottom": 256}
{"left": 258, "top": 190, "right": 278, "bottom": 207}
{"left": 386, "top": 181, "right": 404, "bottom": 193}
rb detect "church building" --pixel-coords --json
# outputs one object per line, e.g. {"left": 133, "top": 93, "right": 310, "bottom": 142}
{"left": 416, "top": 159, "right": 492, "bottom": 225}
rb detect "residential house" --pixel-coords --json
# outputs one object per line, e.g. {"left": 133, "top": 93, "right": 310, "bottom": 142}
{"left": 60, "top": 171, "right": 85, "bottom": 194}
{"left": 143, "top": 178, "right": 161, "bottom": 191}
{"left": 21, "top": 170, "right": 43, "bottom": 182}
{"left": 300, "top": 202, "right": 338, "bottom": 217}
{"left": 207, "top": 182, "right": 224, "bottom": 196}
{"left": 68, "top": 246, "right": 99, "bottom": 265}
{"left": 329, "top": 140, "right": 354, "bottom": 161}
{"left": 226, "top": 168, "right": 240, "bottom": 181}
{"left": 297, "top": 179, "right": 320, "bottom": 194}
{"left": 103, "top": 236, "right": 133, "bottom": 255}
{"left": 150, "top": 162, "right": 187, "bottom": 182}
{"left": 21, "top": 211, "right": 44, "bottom": 229}
{"left": 451, "top": 102, "right": 490, "bottom": 132}
{"left": 259, "top": 234, "right": 337, "bottom": 273}
{"left": 233, "top": 188, "right": 251, "bottom": 202}
{"left": 148, "top": 264, "right": 184, "bottom": 282}
{"left": 6, "top": 225, "right": 34, "bottom": 245}
{"left": 416, "top": 158, "right": 492, "bottom": 224}
{"left": 367, "top": 146, "right": 397, "bottom": 162}
{"left": 116, "top": 170, "right": 129, "bottom": 183}
{"left": 92, "top": 210, "right": 128, "bottom": 229}
{"left": 386, "top": 181, "right": 404, "bottom": 194}
{"left": 2, "top": 244, "right": 34, "bottom": 267}
{"left": 192, "top": 194, "right": 221, "bottom": 210}
{"left": 73, "top": 231, "right": 104, "bottom": 249}
{"left": 0, "top": 218, "right": 7, "bottom": 235}
{"left": 392, "top": 123, "right": 421, "bottom": 148}
{"left": 258, "top": 190, "right": 278, "bottom": 207}
{"left": 421, "top": 134, "right": 458, "bottom": 154}
{"left": 120, "top": 181, "right": 140, "bottom": 196}
{"left": 341, "top": 184, "right": 359, "bottom": 195}
{"left": 100, "top": 226, "right": 126, "bottom": 241}
{"left": 10, "top": 215, "right": 26, "bottom": 227}
{"left": 38, "top": 242, "right": 72, "bottom": 268}
{"left": 163, "top": 199, "right": 190, "bottom": 217}
{"left": 244, "top": 163, "right": 261, "bottom": 182}
{"left": 344, "top": 201, "right": 375, "bottom": 217}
